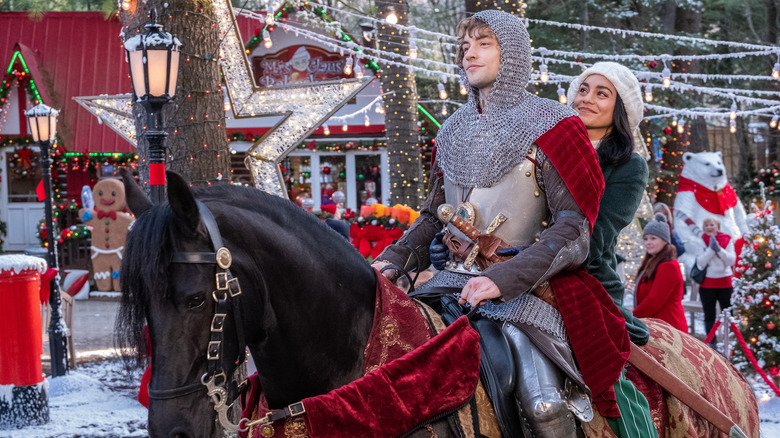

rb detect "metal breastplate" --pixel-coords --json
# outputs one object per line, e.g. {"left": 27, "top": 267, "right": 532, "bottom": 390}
{"left": 443, "top": 147, "right": 549, "bottom": 274}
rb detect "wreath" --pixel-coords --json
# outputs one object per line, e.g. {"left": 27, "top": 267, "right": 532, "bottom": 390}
{"left": 8, "top": 146, "right": 38, "bottom": 178}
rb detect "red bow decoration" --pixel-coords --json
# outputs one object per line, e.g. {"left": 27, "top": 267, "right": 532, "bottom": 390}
{"left": 97, "top": 209, "right": 117, "bottom": 220}
{"left": 18, "top": 148, "right": 33, "bottom": 169}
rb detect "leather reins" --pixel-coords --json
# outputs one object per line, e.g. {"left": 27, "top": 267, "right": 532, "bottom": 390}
{"left": 145, "top": 200, "right": 249, "bottom": 432}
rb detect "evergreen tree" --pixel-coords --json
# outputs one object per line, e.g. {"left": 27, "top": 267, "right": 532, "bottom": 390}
{"left": 732, "top": 190, "right": 780, "bottom": 381}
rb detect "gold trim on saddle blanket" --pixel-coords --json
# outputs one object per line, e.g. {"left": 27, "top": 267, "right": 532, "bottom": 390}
{"left": 414, "top": 299, "right": 501, "bottom": 438}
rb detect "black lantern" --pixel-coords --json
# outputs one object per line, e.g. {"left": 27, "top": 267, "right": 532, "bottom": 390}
{"left": 24, "top": 103, "right": 68, "bottom": 378}
{"left": 124, "top": 9, "right": 181, "bottom": 204}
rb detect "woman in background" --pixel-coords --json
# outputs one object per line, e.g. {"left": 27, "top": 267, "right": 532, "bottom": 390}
{"left": 653, "top": 202, "right": 686, "bottom": 257}
{"left": 696, "top": 216, "right": 736, "bottom": 337}
{"left": 633, "top": 214, "right": 688, "bottom": 332}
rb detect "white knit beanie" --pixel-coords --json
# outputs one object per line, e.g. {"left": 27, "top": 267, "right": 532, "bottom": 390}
{"left": 567, "top": 62, "right": 647, "bottom": 159}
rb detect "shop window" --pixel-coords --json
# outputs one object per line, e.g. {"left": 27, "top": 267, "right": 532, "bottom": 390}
{"left": 282, "top": 155, "right": 313, "bottom": 209}
{"left": 319, "top": 156, "right": 346, "bottom": 209}
{"left": 7, "top": 150, "right": 42, "bottom": 203}
{"left": 355, "top": 154, "right": 382, "bottom": 206}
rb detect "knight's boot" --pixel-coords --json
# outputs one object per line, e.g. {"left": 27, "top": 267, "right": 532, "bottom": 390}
{"left": 502, "top": 322, "right": 581, "bottom": 438}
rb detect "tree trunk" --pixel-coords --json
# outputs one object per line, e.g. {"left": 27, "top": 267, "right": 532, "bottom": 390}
{"left": 767, "top": 0, "right": 779, "bottom": 165}
{"left": 122, "top": 2, "right": 231, "bottom": 193}
{"left": 581, "top": 0, "right": 589, "bottom": 48}
{"left": 736, "top": 117, "right": 756, "bottom": 188}
{"left": 375, "top": 0, "right": 424, "bottom": 209}
{"left": 656, "top": 2, "right": 704, "bottom": 206}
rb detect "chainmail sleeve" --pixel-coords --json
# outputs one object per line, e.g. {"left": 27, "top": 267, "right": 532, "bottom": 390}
{"left": 374, "top": 160, "right": 446, "bottom": 272}
{"left": 481, "top": 153, "right": 591, "bottom": 301}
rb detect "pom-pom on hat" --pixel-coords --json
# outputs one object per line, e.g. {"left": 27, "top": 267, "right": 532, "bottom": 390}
{"left": 567, "top": 62, "right": 646, "bottom": 158}
{"left": 643, "top": 213, "right": 671, "bottom": 243}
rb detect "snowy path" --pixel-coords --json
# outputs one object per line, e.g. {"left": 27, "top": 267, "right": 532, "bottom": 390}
{"left": 1, "top": 357, "right": 778, "bottom": 437}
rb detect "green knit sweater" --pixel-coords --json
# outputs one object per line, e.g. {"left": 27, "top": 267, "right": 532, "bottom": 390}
{"left": 586, "top": 150, "right": 650, "bottom": 344}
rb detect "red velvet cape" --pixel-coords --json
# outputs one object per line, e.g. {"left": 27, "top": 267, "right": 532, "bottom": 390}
{"left": 535, "top": 116, "right": 630, "bottom": 418}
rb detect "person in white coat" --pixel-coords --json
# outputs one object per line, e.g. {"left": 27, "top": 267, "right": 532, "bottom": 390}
{"left": 695, "top": 217, "right": 736, "bottom": 337}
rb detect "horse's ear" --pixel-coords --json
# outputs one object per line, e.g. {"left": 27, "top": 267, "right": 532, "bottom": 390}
{"left": 166, "top": 171, "right": 200, "bottom": 231}
{"left": 119, "top": 168, "right": 152, "bottom": 217}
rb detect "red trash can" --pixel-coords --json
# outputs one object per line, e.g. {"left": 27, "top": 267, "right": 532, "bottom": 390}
{"left": 0, "top": 254, "right": 49, "bottom": 428}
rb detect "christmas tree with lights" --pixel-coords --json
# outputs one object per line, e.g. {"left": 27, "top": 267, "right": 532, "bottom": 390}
{"left": 732, "top": 189, "right": 780, "bottom": 383}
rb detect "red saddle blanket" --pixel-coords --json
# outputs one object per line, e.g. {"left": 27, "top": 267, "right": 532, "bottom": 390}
{"left": 240, "top": 273, "right": 482, "bottom": 437}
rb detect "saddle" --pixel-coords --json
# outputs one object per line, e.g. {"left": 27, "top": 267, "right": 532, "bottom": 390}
{"left": 433, "top": 289, "right": 525, "bottom": 438}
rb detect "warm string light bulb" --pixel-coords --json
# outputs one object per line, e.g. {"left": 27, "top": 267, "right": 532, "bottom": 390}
{"left": 409, "top": 38, "right": 417, "bottom": 59}
{"left": 773, "top": 61, "right": 780, "bottom": 79}
{"left": 539, "top": 63, "right": 549, "bottom": 82}
{"left": 342, "top": 123, "right": 348, "bottom": 132}
{"left": 344, "top": 56, "right": 353, "bottom": 76}
{"left": 730, "top": 101, "right": 738, "bottom": 120}
{"left": 662, "top": 66, "right": 671, "bottom": 88}
{"left": 263, "top": 30, "right": 272, "bottom": 49}
{"left": 557, "top": 86, "right": 567, "bottom": 104}
{"left": 323, "top": 124, "right": 330, "bottom": 135}
{"left": 772, "top": 115, "right": 779, "bottom": 129}
{"left": 121, "top": 0, "right": 131, "bottom": 10}
{"left": 671, "top": 115, "right": 678, "bottom": 126}
{"left": 375, "top": 102, "right": 385, "bottom": 114}
{"left": 364, "top": 113, "right": 370, "bottom": 126}
{"left": 354, "top": 62, "right": 363, "bottom": 79}
{"left": 438, "top": 82, "right": 447, "bottom": 100}
{"left": 386, "top": 9, "right": 398, "bottom": 24}
{"left": 441, "top": 105, "right": 447, "bottom": 116}
{"left": 265, "top": 5, "right": 275, "bottom": 26}
{"left": 730, "top": 119, "right": 737, "bottom": 134}
{"left": 459, "top": 78, "right": 468, "bottom": 95}
{"left": 677, "top": 119, "right": 685, "bottom": 134}
{"left": 644, "top": 85, "right": 653, "bottom": 102}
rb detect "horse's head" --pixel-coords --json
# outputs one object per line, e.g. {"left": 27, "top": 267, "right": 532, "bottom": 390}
{"left": 118, "top": 170, "right": 377, "bottom": 437}
{"left": 117, "top": 171, "right": 250, "bottom": 437}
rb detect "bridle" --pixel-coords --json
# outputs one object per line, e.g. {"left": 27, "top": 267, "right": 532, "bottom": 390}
{"left": 146, "top": 200, "right": 249, "bottom": 432}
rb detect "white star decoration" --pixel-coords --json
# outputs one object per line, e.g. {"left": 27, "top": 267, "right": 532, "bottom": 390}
{"left": 73, "top": 94, "right": 136, "bottom": 145}
{"left": 74, "top": 0, "right": 370, "bottom": 198}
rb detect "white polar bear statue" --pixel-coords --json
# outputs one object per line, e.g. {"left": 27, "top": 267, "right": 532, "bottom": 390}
{"left": 673, "top": 151, "right": 748, "bottom": 274}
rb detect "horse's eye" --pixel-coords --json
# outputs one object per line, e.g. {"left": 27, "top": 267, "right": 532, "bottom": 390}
{"left": 187, "top": 294, "right": 206, "bottom": 309}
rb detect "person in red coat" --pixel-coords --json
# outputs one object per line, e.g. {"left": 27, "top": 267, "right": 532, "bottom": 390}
{"left": 633, "top": 213, "right": 688, "bottom": 332}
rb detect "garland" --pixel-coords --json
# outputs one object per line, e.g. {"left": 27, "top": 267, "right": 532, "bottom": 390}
{"left": 348, "top": 212, "right": 410, "bottom": 230}
{"left": 36, "top": 220, "right": 91, "bottom": 248}
{"left": 229, "top": 131, "right": 388, "bottom": 153}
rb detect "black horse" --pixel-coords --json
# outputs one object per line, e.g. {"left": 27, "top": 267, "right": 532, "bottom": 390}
{"left": 117, "top": 171, "right": 760, "bottom": 438}
{"left": 117, "top": 171, "right": 381, "bottom": 437}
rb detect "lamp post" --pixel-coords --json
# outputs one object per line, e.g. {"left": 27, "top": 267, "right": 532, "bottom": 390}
{"left": 25, "top": 103, "right": 67, "bottom": 378}
{"left": 124, "top": 9, "right": 181, "bottom": 204}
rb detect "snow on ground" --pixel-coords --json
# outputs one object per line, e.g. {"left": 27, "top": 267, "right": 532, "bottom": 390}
{"left": 0, "top": 357, "right": 778, "bottom": 437}
{"left": 1, "top": 358, "right": 147, "bottom": 438}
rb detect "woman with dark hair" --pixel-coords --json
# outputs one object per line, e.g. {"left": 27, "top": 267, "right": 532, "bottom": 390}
{"left": 633, "top": 214, "right": 688, "bottom": 331}
{"left": 568, "top": 62, "right": 650, "bottom": 343}
{"left": 568, "top": 62, "right": 658, "bottom": 438}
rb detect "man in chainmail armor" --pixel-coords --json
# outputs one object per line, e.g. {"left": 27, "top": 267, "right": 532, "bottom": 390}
{"left": 374, "top": 10, "right": 631, "bottom": 437}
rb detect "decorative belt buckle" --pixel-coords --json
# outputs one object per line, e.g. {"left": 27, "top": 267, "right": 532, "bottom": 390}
{"left": 456, "top": 201, "right": 476, "bottom": 226}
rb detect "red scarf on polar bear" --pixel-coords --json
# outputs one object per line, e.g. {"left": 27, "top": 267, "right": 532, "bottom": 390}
{"left": 677, "top": 176, "right": 738, "bottom": 216}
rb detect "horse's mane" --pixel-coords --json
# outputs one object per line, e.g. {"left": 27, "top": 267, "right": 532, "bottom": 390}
{"left": 116, "top": 184, "right": 368, "bottom": 367}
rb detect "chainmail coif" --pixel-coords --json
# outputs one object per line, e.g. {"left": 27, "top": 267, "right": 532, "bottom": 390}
{"left": 435, "top": 10, "right": 576, "bottom": 189}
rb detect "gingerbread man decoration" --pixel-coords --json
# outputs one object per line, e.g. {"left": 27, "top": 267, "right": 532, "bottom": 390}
{"left": 79, "top": 178, "right": 134, "bottom": 292}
